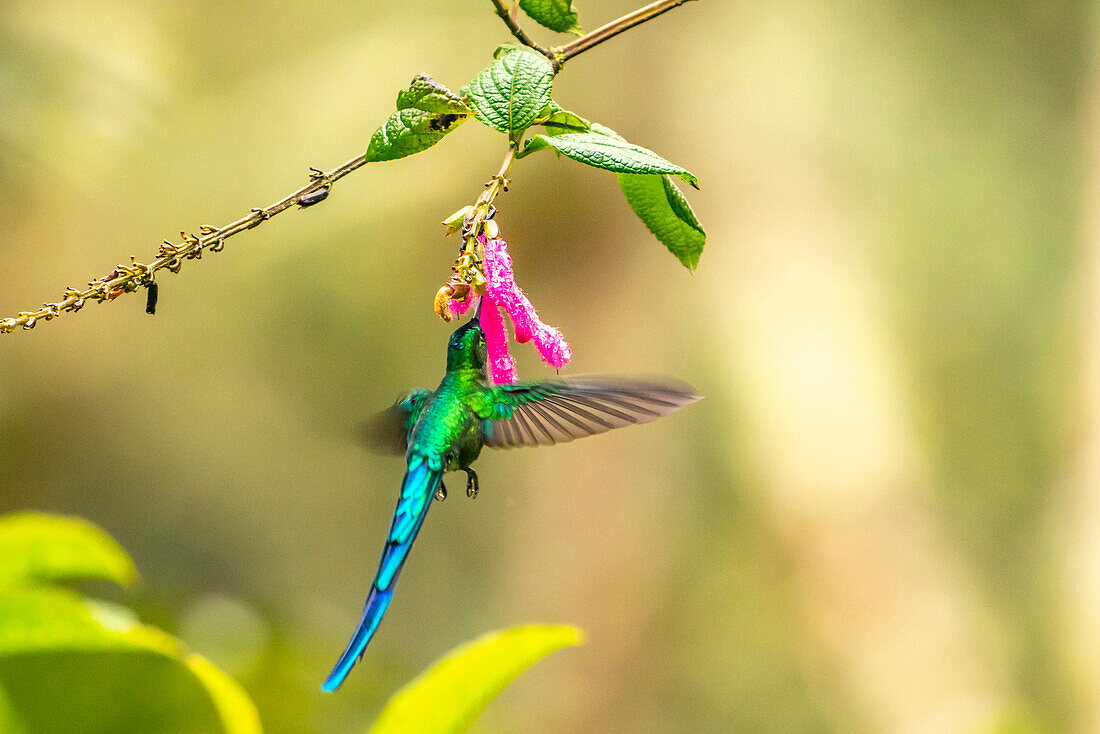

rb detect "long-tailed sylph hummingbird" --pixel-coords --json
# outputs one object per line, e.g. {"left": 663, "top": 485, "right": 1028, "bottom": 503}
{"left": 322, "top": 315, "right": 700, "bottom": 691}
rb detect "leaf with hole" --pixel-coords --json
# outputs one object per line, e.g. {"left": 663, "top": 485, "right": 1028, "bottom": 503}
{"left": 365, "top": 109, "right": 469, "bottom": 162}
{"left": 365, "top": 75, "right": 471, "bottom": 162}
{"left": 396, "top": 74, "right": 472, "bottom": 115}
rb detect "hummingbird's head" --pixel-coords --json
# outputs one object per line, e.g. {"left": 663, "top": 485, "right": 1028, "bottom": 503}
{"left": 446, "top": 316, "right": 487, "bottom": 372}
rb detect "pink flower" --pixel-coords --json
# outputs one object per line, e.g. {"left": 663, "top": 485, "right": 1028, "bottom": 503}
{"left": 458, "top": 236, "right": 571, "bottom": 385}
{"left": 479, "top": 297, "right": 518, "bottom": 384}
{"left": 449, "top": 293, "right": 476, "bottom": 317}
{"left": 482, "top": 236, "right": 571, "bottom": 366}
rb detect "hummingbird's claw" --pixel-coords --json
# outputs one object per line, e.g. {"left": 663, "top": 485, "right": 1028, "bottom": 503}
{"left": 434, "top": 482, "right": 447, "bottom": 502}
{"left": 463, "top": 468, "right": 479, "bottom": 500}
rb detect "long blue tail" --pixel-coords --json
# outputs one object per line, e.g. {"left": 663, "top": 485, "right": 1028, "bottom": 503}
{"left": 322, "top": 455, "right": 443, "bottom": 691}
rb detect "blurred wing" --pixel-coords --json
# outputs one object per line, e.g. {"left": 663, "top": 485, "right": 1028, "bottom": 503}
{"left": 483, "top": 377, "right": 701, "bottom": 449}
{"left": 356, "top": 388, "right": 432, "bottom": 455}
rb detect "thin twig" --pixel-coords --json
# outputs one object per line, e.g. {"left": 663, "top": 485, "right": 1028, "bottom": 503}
{"left": 486, "top": 0, "right": 559, "bottom": 69}
{"left": 0, "top": 154, "right": 367, "bottom": 333}
{"left": 554, "top": 0, "right": 697, "bottom": 64}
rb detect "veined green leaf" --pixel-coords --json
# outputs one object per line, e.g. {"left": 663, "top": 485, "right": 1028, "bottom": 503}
{"left": 0, "top": 513, "right": 135, "bottom": 588}
{"left": 365, "top": 74, "right": 471, "bottom": 162}
{"left": 519, "top": 0, "right": 582, "bottom": 35}
{"left": 367, "top": 625, "right": 584, "bottom": 734}
{"left": 465, "top": 49, "right": 554, "bottom": 134}
{"left": 395, "top": 74, "right": 472, "bottom": 115}
{"left": 492, "top": 43, "right": 524, "bottom": 59}
{"left": 588, "top": 121, "right": 625, "bottom": 141}
{"left": 365, "top": 108, "right": 468, "bottom": 162}
{"left": 536, "top": 102, "right": 590, "bottom": 135}
{"left": 619, "top": 173, "right": 706, "bottom": 270}
{"left": 519, "top": 132, "right": 699, "bottom": 188}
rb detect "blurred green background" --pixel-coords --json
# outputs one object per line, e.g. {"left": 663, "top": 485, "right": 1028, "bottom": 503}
{"left": 1, "top": 0, "right": 1096, "bottom": 731}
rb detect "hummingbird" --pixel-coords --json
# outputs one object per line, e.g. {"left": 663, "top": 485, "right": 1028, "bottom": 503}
{"left": 322, "top": 314, "right": 700, "bottom": 691}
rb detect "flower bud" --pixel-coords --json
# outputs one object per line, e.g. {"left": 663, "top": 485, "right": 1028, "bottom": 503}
{"left": 433, "top": 285, "right": 455, "bottom": 321}
{"left": 441, "top": 206, "right": 475, "bottom": 235}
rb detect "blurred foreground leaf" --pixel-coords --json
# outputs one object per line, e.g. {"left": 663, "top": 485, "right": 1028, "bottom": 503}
{"left": 0, "top": 513, "right": 136, "bottom": 587}
{"left": 367, "top": 625, "right": 584, "bottom": 734}
{"left": 0, "top": 683, "right": 28, "bottom": 734}
{"left": 0, "top": 513, "right": 261, "bottom": 734}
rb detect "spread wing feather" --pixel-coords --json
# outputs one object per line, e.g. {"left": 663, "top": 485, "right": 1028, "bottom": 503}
{"left": 356, "top": 388, "right": 432, "bottom": 455}
{"left": 483, "top": 377, "right": 701, "bottom": 449}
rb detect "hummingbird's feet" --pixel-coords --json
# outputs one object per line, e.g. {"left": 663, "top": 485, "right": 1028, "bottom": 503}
{"left": 434, "top": 481, "right": 447, "bottom": 502}
{"left": 463, "top": 467, "right": 479, "bottom": 499}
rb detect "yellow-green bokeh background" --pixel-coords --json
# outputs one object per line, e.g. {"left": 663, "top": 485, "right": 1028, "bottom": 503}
{"left": 2, "top": 1, "right": 1097, "bottom": 731}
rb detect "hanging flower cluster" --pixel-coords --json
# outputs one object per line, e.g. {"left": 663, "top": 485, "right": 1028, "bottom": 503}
{"left": 443, "top": 234, "right": 570, "bottom": 385}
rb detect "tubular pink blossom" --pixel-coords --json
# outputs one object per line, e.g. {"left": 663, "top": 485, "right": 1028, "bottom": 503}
{"left": 481, "top": 236, "right": 572, "bottom": 369}
{"left": 479, "top": 298, "right": 518, "bottom": 385}
{"left": 449, "top": 293, "right": 476, "bottom": 317}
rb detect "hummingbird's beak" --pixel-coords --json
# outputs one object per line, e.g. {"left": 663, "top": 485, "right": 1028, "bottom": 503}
{"left": 473, "top": 296, "right": 483, "bottom": 320}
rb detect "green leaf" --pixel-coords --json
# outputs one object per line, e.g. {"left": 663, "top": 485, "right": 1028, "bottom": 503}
{"left": 364, "top": 74, "right": 472, "bottom": 162}
{"left": 519, "top": 132, "right": 699, "bottom": 188}
{"left": 588, "top": 122, "right": 625, "bottom": 140}
{"left": 619, "top": 173, "right": 706, "bottom": 270}
{"left": 519, "top": 0, "right": 582, "bottom": 34}
{"left": 367, "top": 625, "right": 584, "bottom": 734}
{"left": 0, "top": 683, "right": 29, "bottom": 734}
{"left": 395, "top": 74, "right": 472, "bottom": 115}
{"left": 0, "top": 513, "right": 261, "bottom": 734}
{"left": 0, "top": 587, "right": 261, "bottom": 734}
{"left": 184, "top": 653, "right": 264, "bottom": 734}
{"left": 0, "top": 587, "right": 178, "bottom": 657}
{"left": 465, "top": 49, "right": 554, "bottom": 134}
{"left": 365, "top": 108, "right": 469, "bottom": 162}
{"left": 492, "top": 43, "right": 524, "bottom": 59}
{"left": 537, "top": 103, "right": 590, "bottom": 135}
{"left": 0, "top": 513, "right": 135, "bottom": 588}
